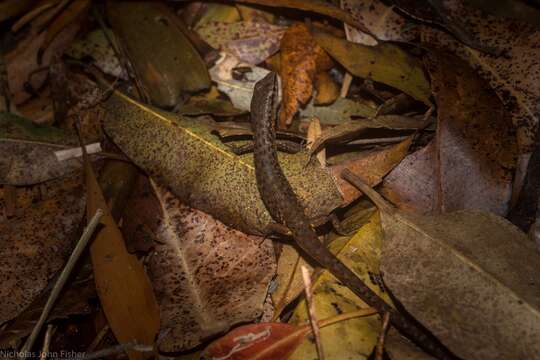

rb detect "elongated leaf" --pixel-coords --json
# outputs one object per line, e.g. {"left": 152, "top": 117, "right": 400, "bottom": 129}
{"left": 122, "top": 177, "right": 276, "bottom": 352}
{"left": 84, "top": 151, "right": 159, "bottom": 360}
{"left": 107, "top": 2, "right": 210, "bottom": 108}
{"left": 343, "top": 170, "right": 540, "bottom": 360}
{"left": 313, "top": 31, "right": 432, "bottom": 105}
{"left": 101, "top": 89, "right": 342, "bottom": 236}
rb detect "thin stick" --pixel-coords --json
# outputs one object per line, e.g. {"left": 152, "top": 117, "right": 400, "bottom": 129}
{"left": 301, "top": 266, "right": 324, "bottom": 360}
{"left": 40, "top": 325, "right": 54, "bottom": 360}
{"left": 20, "top": 209, "right": 104, "bottom": 354}
{"left": 78, "top": 341, "right": 153, "bottom": 360}
{"left": 87, "top": 323, "right": 110, "bottom": 352}
{"left": 375, "top": 312, "right": 391, "bottom": 360}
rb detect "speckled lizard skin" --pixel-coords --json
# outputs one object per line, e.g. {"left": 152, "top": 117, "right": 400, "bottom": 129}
{"left": 251, "top": 72, "right": 456, "bottom": 360}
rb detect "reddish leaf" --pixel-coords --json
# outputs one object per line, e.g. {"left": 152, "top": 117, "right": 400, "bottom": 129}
{"left": 204, "top": 323, "right": 309, "bottom": 360}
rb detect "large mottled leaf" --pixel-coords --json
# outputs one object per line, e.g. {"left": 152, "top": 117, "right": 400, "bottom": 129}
{"left": 122, "top": 176, "right": 276, "bottom": 352}
{"left": 101, "top": 89, "right": 342, "bottom": 236}
{"left": 313, "top": 31, "right": 432, "bottom": 105}
{"left": 380, "top": 141, "right": 437, "bottom": 214}
{"left": 197, "top": 20, "right": 285, "bottom": 64}
{"left": 427, "top": 52, "right": 517, "bottom": 215}
{"left": 0, "top": 174, "right": 85, "bottom": 324}
{"left": 107, "top": 2, "right": 210, "bottom": 108}
{"left": 381, "top": 54, "right": 518, "bottom": 216}
{"left": 342, "top": 170, "right": 540, "bottom": 360}
{"left": 0, "top": 112, "right": 83, "bottom": 185}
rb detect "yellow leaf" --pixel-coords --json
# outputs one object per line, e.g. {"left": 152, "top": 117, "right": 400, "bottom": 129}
{"left": 289, "top": 212, "right": 391, "bottom": 359}
{"left": 84, "top": 157, "right": 160, "bottom": 360}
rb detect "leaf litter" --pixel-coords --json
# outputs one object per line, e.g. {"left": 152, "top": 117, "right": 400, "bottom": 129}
{"left": 0, "top": 1, "right": 538, "bottom": 359}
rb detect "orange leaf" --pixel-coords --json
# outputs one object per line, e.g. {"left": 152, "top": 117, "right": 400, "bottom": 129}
{"left": 279, "top": 23, "right": 332, "bottom": 128}
{"left": 84, "top": 157, "right": 160, "bottom": 360}
{"left": 204, "top": 323, "right": 309, "bottom": 360}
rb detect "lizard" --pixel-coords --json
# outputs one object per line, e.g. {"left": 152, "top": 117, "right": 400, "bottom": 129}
{"left": 250, "top": 71, "right": 457, "bottom": 360}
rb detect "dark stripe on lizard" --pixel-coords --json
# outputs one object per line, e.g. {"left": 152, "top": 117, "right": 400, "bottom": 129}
{"left": 250, "top": 72, "right": 457, "bottom": 360}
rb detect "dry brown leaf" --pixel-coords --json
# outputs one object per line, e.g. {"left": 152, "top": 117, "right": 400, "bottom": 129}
{"left": 39, "top": 0, "right": 89, "bottom": 61}
{"left": 428, "top": 52, "right": 517, "bottom": 215}
{"left": 107, "top": 2, "right": 210, "bottom": 108}
{"left": 381, "top": 53, "right": 517, "bottom": 216}
{"left": 122, "top": 177, "right": 276, "bottom": 352}
{"left": 279, "top": 23, "right": 332, "bottom": 128}
{"left": 6, "top": 20, "right": 79, "bottom": 104}
{"left": 0, "top": 174, "right": 85, "bottom": 324}
{"left": 343, "top": 0, "right": 540, "bottom": 153}
{"left": 380, "top": 141, "right": 437, "bottom": 214}
{"left": 330, "top": 136, "right": 413, "bottom": 205}
{"left": 343, "top": 170, "right": 540, "bottom": 360}
{"left": 84, "top": 151, "right": 160, "bottom": 360}
{"left": 197, "top": 21, "right": 286, "bottom": 65}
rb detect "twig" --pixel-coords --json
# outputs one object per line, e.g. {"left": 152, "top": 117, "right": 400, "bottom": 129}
{"left": 375, "top": 312, "right": 391, "bottom": 360}
{"left": 40, "top": 325, "right": 54, "bottom": 360}
{"left": 301, "top": 266, "right": 324, "bottom": 360}
{"left": 79, "top": 341, "right": 153, "bottom": 360}
{"left": 20, "top": 209, "right": 104, "bottom": 355}
{"left": 86, "top": 323, "right": 110, "bottom": 352}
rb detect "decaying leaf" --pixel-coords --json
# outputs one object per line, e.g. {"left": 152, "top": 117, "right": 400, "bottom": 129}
{"left": 0, "top": 112, "right": 83, "bottom": 185}
{"left": 342, "top": 170, "right": 540, "bottom": 360}
{"left": 6, "top": 20, "right": 80, "bottom": 105}
{"left": 343, "top": 0, "right": 540, "bottom": 152}
{"left": 0, "top": 262, "right": 95, "bottom": 348}
{"left": 39, "top": 0, "right": 90, "bottom": 59}
{"left": 66, "top": 29, "right": 126, "bottom": 79}
{"left": 122, "top": 177, "right": 276, "bottom": 352}
{"left": 380, "top": 141, "right": 437, "bottom": 214}
{"left": 314, "top": 71, "right": 339, "bottom": 106}
{"left": 313, "top": 30, "right": 432, "bottom": 105}
{"left": 0, "top": 173, "right": 85, "bottom": 324}
{"left": 197, "top": 20, "right": 286, "bottom": 64}
{"left": 107, "top": 2, "right": 210, "bottom": 108}
{"left": 84, "top": 146, "right": 160, "bottom": 360}
{"left": 100, "top": 87, "right": 342, "bottom": 236}
{"left": 230, "top": 0, "right": 367, "bottom": 31}
{"left": 289, "top": 212, "right": 389, "bottom": 359}
{"left": 279, "top": 23, "right": 333, "bottom": 128}
{"left": 427, "top": 52, "right": 517, "bottom": 215}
